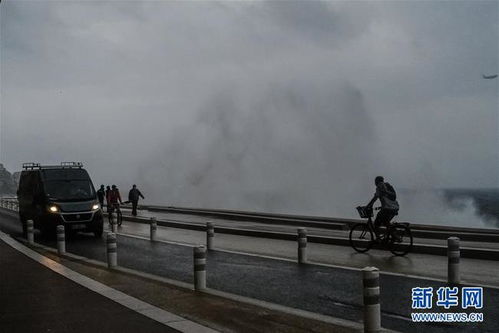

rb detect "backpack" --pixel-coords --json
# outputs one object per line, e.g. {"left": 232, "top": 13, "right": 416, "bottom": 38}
{"left": 384, "top": 182, "right": 397, "bottom": 201}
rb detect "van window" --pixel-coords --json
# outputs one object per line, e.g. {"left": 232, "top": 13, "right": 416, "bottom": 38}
{"left": 44, "top": 180, "right": 96, "bottom": 201}
{"left": 41, "top": 169, "right": 89, "bottom": 181}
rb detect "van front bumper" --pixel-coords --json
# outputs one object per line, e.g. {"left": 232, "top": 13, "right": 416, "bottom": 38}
{"left": 38, "top": 209, "right": 104, "bottom": 232}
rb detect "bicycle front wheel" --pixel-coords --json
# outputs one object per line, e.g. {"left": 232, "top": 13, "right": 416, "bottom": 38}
{"left": 349, "top": 223, "right": 373, "bottom": 253}
{"left": 388, "top": 223, "right": 413, "bottom": 256}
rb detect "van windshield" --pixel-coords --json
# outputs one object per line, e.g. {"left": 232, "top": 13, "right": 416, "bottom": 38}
{"left": 44, "top": 180, "right": 96, "bottom": 201}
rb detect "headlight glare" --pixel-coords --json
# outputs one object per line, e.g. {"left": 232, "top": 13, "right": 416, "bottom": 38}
{"left": 92, "top": 204, "right": 100, "bottom": 210}
{"left": 48, "top": 205, "right": 58, "bottom": 213}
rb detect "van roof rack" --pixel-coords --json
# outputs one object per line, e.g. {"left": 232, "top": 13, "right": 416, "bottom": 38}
{"left": 22, "top": 163, "right": 41, "bottom": 170}
{"left": 22, "top": 162, "right": 84, "bottom": 170}
{"left": 60, "top": 162, "right": 83, "bottom": 168}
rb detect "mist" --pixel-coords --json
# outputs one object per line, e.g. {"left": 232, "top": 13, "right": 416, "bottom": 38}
{"left": 1, "top": 1, "right": 497, "bottom": 227}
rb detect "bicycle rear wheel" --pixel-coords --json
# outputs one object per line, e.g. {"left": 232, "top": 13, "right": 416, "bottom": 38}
{"left": 108, "top": 212, "right": 114, "bottom": 226}
{"left": 117, "top": 210, "right": 123, "bottom": 226}
{"left": 388, "top": 223, "right": 413, "bottom": 256}
{"left": 349, "top": 223, "right": 373, "bottom": 253}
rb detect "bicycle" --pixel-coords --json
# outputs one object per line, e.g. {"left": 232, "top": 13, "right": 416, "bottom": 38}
{"left": 349, "top": 206, "right": 413, "bottom": 256}
{"left": 108, "top": 202, "right": 123, "bottom": 228}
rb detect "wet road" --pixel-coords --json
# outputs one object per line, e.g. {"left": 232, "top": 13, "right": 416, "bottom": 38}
{"left": 1, "top": 212, "right": 498, "bottom": 333}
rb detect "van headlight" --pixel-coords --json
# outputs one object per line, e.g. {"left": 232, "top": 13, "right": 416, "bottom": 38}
{"left": 48, "top": 205, "right": 59, "bottom": 213}
{"left": 92, "top": 204, "right": 100, "bottom": 210}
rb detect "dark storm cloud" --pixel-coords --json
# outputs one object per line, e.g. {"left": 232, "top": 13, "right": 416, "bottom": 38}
{"left": 1, "top": 1, "right": 497, "bottom": 225}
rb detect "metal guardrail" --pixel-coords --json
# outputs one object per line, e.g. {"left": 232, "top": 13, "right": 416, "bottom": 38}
{"left": 136, "top": 205, "right": 499, "bottom": 243}
{"left": 2, "top": 199, "right": 498, "bottom": 259}
{"left": 120, "top": 214, "right": 499, "bottom": 261}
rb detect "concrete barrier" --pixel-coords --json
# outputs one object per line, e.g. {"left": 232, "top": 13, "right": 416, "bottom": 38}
{"left": 206, "top": 222, "right": 214, "bottom": 250}
{"left": 106, "top": 232, "right": 117, "bottom": 268}
{"left": 193, "top": 245, "right": 206, "bottom": 291}
{"left": 448, "top": 237, "right": 460, "bottom": 284}
{"left": 57, "top": 225, "right": 66, "bottom": 254}
{"left": 363, "top": 266, "right": 381, "bottom": 333}
{"left": 27, "top": 220, "right": 34, "bottom": 245}
{"left": 297, "top": 228, "right": 307, "bottom": 264}
{"left": 150, "top": 217, "right": 157, "bottom": 241}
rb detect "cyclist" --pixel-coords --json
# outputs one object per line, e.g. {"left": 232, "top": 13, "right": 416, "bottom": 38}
{"left": 366, "top": 176, "right": 399, "bottom": 240}
{"left": 107, "top": 185, "right": 123, "bottom": 221}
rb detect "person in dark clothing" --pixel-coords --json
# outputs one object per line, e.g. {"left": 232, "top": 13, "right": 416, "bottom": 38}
{"left": 128, "top": 184, "right": 144, "bottom": 216}
{"left": 96, "top": 185, "right": 105, "bottom": 208}
{"left": 366, "top": 176, "right": 399, "bottom": 240}
{"left": 105, "top": 186, "right": 111, "bottom": 212}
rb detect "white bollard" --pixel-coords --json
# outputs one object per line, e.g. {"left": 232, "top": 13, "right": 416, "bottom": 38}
{"left": 106, "top": 232, "right": 117, "bottom": 268}
{"left": 206, "top": 222, "right": 214, "bottom": 250}
{"left": 297, "top": 228, "right": 307, "bottom": 264}
{"left": 363, "top": 266, "right": 381, "bottom": 333}
{"left": 447, "top": 237, "right": 460, "bottom": 284}
{"left": 150, "top": 217, "right": 157, "bottom": 241}
{"left": 27, "top": 220, "right": 34, "bottom": 245}
{"left": 57, "top": 225, "right": 66, "bottom": 254}
{"left": 193, "top": 245, "right": 207, "bottom": 291}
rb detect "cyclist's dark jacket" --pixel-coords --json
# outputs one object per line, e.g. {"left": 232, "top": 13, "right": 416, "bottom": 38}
{"left": 107, "top": 189, "right": 122, "bottom": 204}
{"left": 374, "top": 182, "right": 399, "bottom": 211}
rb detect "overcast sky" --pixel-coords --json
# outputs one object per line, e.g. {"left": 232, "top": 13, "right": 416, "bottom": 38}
{"left": 1, "top": 1, "right": 498, "bottom": 221}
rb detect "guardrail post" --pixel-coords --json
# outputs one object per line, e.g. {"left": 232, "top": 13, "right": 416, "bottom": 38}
{"left": 193, "top": 245, "right": 206, "bottom": 291}
{"left": 150, "top": 217, "right": 157, "bottom": 241}
{"left": 363, "top": 266, "right": 381, "bottom": 333}
{"left": 447, "top": 237, "right": 460, "bottom": 284}
{"left": 106, "top": 232, "right": 117, "bottom": 268}
{"left": 206, "top": 222, "right": 214, "bottom": 250}
{"left": 27, "top": 220, "right": 34, "bottom": 245}
{"left": 57, "top": 225, "right": 66, "bottom": 254}
{"left": 297, "top": 227, "right": 307, "bottom": 264}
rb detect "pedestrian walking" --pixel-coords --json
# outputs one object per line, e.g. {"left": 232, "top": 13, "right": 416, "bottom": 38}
{"left": 128, "top": 184, "right": 145, "bottom": 216}
{"left": 96, "top": 185, "right": 105, "bottom": 208}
